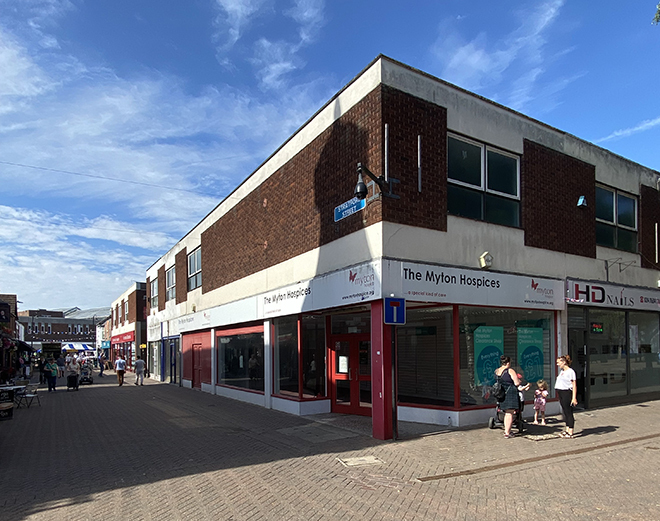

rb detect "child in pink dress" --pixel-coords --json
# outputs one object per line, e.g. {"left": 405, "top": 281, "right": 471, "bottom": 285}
{"left": 533, "top": 379, "right": 549, "bottom": 425}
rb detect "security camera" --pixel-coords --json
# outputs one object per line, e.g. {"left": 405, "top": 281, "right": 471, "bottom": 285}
{"left": 354, "top": 173, "right": 368, "bottom": 200}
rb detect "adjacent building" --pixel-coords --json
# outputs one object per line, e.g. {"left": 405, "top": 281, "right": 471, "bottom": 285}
{"left": 17, "top": 307, "right": 110, "bottom": 360}
{"left": 109, "top": 283, "right": 147, "bottom": 370}
{"left": 140, "top": 55, "right": 659, "bottom": 439}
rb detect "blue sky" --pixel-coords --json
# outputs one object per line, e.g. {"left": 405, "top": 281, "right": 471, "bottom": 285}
{"left": 1, "top": 0, "right": 659, "bottom": 311}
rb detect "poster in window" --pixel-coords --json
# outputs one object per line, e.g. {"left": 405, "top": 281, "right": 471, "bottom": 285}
{"left": 474, "top": 326, "right": 503, "bottom": 386}
{"left": 517, "top": 328, "right": 544, "bottom": 382}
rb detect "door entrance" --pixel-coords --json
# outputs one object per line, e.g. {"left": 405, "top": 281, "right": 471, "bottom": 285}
{"left": 568, "top": 328, "right": 588, "bottom": 408}
{"left": 192, "top": 343, "right": 202, "bottom": 389}
{"left": 329, "top": 335, "right": 372, "bottom": 416}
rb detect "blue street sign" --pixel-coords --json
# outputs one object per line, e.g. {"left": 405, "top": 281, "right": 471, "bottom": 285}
{"left": 334, "top": 197, "right": 366, "bottom": 222}
{"left": 384, "top": 297, "right": 406, "bottom": 325}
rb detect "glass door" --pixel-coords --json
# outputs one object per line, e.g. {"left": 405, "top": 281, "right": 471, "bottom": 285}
{"left": 330, "top": 335, "right": 371, "bottom": 416}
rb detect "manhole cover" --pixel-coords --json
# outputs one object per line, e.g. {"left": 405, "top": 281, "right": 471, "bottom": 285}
{"left": 338, "top": 456, "right": 385, "bottom": 467}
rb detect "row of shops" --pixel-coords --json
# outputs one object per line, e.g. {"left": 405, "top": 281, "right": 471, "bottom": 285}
{"left": 145, "top": 260, "right": 660, "bottom": 437}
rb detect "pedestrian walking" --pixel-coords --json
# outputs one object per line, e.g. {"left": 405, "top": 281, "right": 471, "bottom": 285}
{"left": 56, "top": 355, "right": 66, "bottom": 378}
{"left": 134, "top": 356, "right": 145, "bottom": 386}
{"left": 44, "top": 357, "right": 59, "bottom": 392}
{"left": 556, "top": 355, "right": 578, "bottom": 438}
{"left": 114, "top": 355, "right": 126, "bottom": 386}
{"left": 98, "top": 353, "right": 105, "bottom": 377}
{"left": 37, "top": 357, "right": 45, "bottom": 384}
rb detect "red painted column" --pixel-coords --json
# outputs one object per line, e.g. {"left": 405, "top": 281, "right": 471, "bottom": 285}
{"left": 371, "top": 300, "right": 393, "bottom": 440}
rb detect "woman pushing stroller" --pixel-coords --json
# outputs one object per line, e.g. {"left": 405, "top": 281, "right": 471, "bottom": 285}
{"left": 494, "top": 356, "right": 529, "bottom": 438}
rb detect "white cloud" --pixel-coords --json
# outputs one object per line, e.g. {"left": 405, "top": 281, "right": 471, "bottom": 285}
{"left": 595, "top": 116, "right": 660, "bottom": 143}
{"left": 0, "top": 27, "right": 54, "bottom": 99}
{"left": 251, "top": 39, "right": 300, "bottom": 90}
{"left": 431, "top": 0, "right": 567, "bottom": 111}
{"left": 286, "top": 0, "right": 325, "bottom": 44}
{"left": 212, "top": 0, "right": 271, "bottom": 49}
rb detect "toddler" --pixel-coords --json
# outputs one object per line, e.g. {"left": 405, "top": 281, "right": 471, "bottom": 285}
{"left": 533, "top": 379, "right": 549, "bottom": 425}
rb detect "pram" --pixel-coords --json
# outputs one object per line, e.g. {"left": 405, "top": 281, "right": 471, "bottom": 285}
{"left": 79, "top": 363, "right": 94, "bottom": 385}
{"left": 488, "top": 385, "right": 526, "bottom": 433}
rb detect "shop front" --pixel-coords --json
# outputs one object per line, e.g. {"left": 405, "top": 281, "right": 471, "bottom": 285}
{"left": 175, "top": 259, "right": 567, "bottom": 436}
{"left": 384, "top": 261, "right": 565, "bottom": 426}
{"left": 567, "top": 280, "right": 660, "bottom": 408}
{"left": 111, "top": 331, "right": 135, "bottom": 369}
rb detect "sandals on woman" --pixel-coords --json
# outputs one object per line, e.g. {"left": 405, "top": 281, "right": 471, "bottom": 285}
{"left": 559, "top": 431, "right": 574, "bottom": 439}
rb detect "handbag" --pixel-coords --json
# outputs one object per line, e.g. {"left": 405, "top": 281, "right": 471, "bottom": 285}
{"left": 491, "top": 373, "right": 506, "bottom": 402}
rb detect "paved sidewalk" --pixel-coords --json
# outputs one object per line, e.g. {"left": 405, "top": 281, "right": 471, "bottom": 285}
{"left": 1, "top": 371, "right": 659, "bottom": 520}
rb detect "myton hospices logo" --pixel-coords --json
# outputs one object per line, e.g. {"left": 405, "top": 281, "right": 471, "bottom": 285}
{"left": 349, "top": 269, "right": 375, "bottom": 287}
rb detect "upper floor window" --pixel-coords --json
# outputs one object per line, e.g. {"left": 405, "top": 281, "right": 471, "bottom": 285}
{"left": 166, "top": 266, "right": 176, "bottom": 301}
{"left": 48, "top": 324, "right": 52, "bottom": 334}
{"left": 68, "top": 324, "right": 72, "bottom": 334}
{"left": 124, "top": 301, "right": 129, "bottom": 320}
{"left": 188, "top": 248, "right": 202, "bottom": 291}
{"left": 150, "top": 279, "right": 158, "bottom": 308}
{"left": 596, "top": 186, "right": 637, "bottom": 253}
{"left": 41, "top": 324, "right": 45, "bottom": 333}
{"left": 447, "top": 135, "right": 520, "bottom": 227}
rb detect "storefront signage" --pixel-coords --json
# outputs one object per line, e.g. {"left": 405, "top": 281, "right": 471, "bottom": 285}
{"left": 474, "top": 326, "right": 503, "bottom": 386}
{"left": 390, "top": 262, "right": 564, "bottom": 310}
{"left": 111, "top": 331, "right": 135, "bottom": 343}
{"left": 517, "top": 328, "right": 544, "bottom": 382}
{"left": 259, "top": 262, "right": 380, "bottom": 318}
{"left": 567, "top": 279, "right": 660, "bottom": 311}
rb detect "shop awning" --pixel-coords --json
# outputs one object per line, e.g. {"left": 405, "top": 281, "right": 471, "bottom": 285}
{"left": 61, "top": 343, "right": 95, "bottom": 352}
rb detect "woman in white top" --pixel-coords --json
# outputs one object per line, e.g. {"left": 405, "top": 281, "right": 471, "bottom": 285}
{"left": 555, "top": 355, "right": 578, "bottom": 438}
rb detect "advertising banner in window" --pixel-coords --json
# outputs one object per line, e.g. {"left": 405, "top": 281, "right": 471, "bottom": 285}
{"left": 385, "top": 261, "right": 564, "bottom": 310}
{"left": 474, "top": 326, "right": 503, "bottom": 386}
{"left": 517, "top": 328, "right": 544, "bottom": 382}
{"left": 567, "top": 279, "right": 660, "bottom": 311}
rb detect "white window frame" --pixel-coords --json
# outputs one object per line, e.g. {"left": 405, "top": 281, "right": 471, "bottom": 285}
{"left": 124, "top": 301, "right": 129, "bottom": 319}
{"left": 188, "top": 248, "right": 202, "bottom": 291}
{"left": 150, "top": 279, "right": 158, "bottom": 308}
{"left": 166, "top": 266, "right": 176, "bottom": 301}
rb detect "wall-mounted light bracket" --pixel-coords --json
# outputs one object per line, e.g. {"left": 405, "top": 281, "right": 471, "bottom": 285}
{"left": 355, "top": 162, "right": 399, "bottom": 200}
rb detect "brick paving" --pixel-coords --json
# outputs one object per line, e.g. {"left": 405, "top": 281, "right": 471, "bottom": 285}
{"left": 2, "top": 370, "right": 660, "bottom": 520}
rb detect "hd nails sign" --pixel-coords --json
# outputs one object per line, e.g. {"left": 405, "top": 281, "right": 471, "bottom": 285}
{"left": 567, "top": 280, "right": 660, "bottom": 311}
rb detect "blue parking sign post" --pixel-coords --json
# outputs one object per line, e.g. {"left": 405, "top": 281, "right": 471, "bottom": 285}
{"left": 384, "top": 298, "right": 406, "bottom": 325}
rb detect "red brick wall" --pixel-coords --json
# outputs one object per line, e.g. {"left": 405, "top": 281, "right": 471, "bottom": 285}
{"left": 145, "top": 277, "right": 151, "bottom": 315}
{"left": 175, "top": 249, "right": 188, "bottom": 304}
{"left": 522, "top": 140, "right": 596, "bottom": 258}
{"left": 640, "top": 185, "right": 660, "bottom": 270}
{"left": 201, "top": 86, "right": 385, "bottom": 292}
{"left": 380, "top": 86, "right": 447, "bottom": 231}
{"left": 157, "top": 266, "right": 166, "bottom": 312}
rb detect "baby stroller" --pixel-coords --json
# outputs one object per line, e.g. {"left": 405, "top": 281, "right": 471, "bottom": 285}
{"left": 488, "top": 385, "right": 526, "bottom": 433}
{"left": 79, "top": 363, "right": 94, "bottom": 385}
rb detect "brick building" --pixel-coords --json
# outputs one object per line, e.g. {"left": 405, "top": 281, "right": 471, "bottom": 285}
{"left": 109, "top": 283, "right": 147, "bottom": 371}
{"left": 145, "top": 56, "right": 660, "bottom": 439}
{"left": 17, "top": 307, "right": 109, "bottom": 360}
